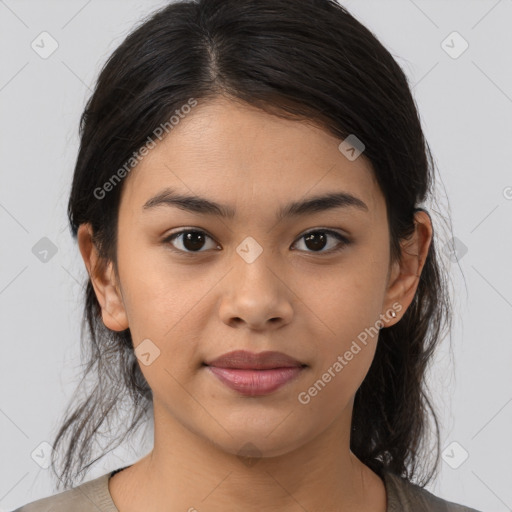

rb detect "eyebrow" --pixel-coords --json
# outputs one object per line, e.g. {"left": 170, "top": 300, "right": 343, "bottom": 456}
{"left": 142, "top": 187, "right": 368, "bottom": 220}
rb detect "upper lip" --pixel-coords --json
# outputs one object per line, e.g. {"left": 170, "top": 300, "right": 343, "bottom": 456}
{"left": 204, "top": 350, "right": 306, "bottom": 370}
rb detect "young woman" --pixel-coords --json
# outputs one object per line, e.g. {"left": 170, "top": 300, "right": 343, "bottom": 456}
{"left": 14, "top": 0, "right": 481, "bottom": 510}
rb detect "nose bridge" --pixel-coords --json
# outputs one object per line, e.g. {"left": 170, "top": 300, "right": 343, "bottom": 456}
{"left": 232, "top": 237, "right": 280, "bottom": 300}
{"left": 218, "top": 238, "right": 293, "bottom": 328}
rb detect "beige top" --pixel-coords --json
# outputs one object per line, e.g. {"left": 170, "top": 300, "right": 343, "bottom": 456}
{"left": 12, "top": 466, "right": 481, "bottom": 511}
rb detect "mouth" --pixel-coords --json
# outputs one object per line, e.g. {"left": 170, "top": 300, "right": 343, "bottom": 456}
{"left": 203, "top": 349, "right": 306, "bottom": 370}
{"left": 203, "top": 350, "right": 307, "bottom": 396}
{"left": 204, "top": 366, "right": 306, "bottom": 396}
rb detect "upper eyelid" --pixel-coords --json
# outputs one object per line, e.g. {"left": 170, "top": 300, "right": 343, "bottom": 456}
{"left": 166, "top": 226, "right": 346, "bottom": 238}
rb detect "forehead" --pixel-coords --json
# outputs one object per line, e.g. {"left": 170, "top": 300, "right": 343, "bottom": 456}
{"left": 120, "top": 97, "right": 384, "bottom": 221}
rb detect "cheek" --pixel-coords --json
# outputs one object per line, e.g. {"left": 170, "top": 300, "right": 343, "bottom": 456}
{"left": 297, "top": 318, "right": 379, "bottom": 417}
{"left": 297, "top": 346, "right": 377, "bottom": 418}
{"left": 297, "top": 250, "right": 389, "bottom": 402}
{"left": 115, "top": 243, "right": 215, "bottom": 378}
{"left": 116, "top": 242, "right": 196, "bottom": 334}
{"left": 303, "top": 252, "right": 390, "bottom": 338}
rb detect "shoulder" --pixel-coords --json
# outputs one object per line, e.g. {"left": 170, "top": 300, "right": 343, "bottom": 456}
{"left": 11, "top": 472, "right": 118, "bottom": 512}
{"left": 382, "top": 471, "right": 482, "bottom": 512}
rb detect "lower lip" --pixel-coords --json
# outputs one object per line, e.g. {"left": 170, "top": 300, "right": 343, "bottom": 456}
{"left": 206, "top": 366, "right": 305, "bottom": 396}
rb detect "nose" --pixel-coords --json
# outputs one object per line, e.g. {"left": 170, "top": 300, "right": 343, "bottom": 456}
{"left": 218, "top": 253, "right": 294, "bottom": 331}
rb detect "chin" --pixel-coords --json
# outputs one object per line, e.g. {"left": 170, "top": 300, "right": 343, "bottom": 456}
{"left": 201, "top": 418, "right": 313, "bottom": 460}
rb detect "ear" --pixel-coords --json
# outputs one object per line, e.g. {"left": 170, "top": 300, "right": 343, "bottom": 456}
{"left": 77, "top": 223, "right": 129, "bottom": 332}
{"left": 382, "top": 210, "right": 433, "bottom": 327}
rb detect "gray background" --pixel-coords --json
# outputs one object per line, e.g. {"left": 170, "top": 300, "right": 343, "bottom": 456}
{"left": 1, "top": 0, "right": 511, "bottom": 510}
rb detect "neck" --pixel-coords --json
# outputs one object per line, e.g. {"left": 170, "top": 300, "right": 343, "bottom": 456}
{"left": 113, "top": 399, "right": 386, "bottom": 512}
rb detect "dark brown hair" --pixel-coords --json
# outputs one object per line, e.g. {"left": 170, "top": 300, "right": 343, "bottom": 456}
{"left": 51, "top": 0, "right": 454, "bottom": 491}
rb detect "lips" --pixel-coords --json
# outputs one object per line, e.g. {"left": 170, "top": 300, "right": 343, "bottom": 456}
{"left": 203, "top": 350, "right": 307, "bottom": 396}
{"left": 203, "top": 350, "right": 305, "bottom": 370}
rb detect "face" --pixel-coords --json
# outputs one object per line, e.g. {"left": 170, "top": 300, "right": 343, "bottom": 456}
{"left": 80, "top": 96, "right": 427, "bottom": 459}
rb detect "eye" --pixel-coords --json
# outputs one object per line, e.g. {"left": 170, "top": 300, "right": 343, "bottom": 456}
{"left": 291, "top": 229, "right": 350, "bottom": 254}
{"left": 163, "top": 229, "right": 220, "bottom": 253}
{"left": 163, "top": 228, "right": 350, "bottom": 255}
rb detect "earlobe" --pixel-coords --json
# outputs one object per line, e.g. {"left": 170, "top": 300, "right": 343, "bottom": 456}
{"left": 382, "top": 210, "right": 433, "bottom": 327}
{"left": 77, "top": 224, "right": 129, "bottom": 332}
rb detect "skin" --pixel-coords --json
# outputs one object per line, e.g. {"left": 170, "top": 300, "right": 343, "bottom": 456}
{"left": 78, "top": 96, "right": 432, "bottom": 512}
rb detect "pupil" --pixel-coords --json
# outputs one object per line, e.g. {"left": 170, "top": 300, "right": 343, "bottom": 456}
{"left": 305, "top": 232, "right": 327, "bottom": 251}
{"left": 184, "top": 231, "right": 205, "bottom": 251}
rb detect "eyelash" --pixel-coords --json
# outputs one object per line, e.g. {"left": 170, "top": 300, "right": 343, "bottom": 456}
{"left": 162, "top": 228, "right": 351, "bottom": 255}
